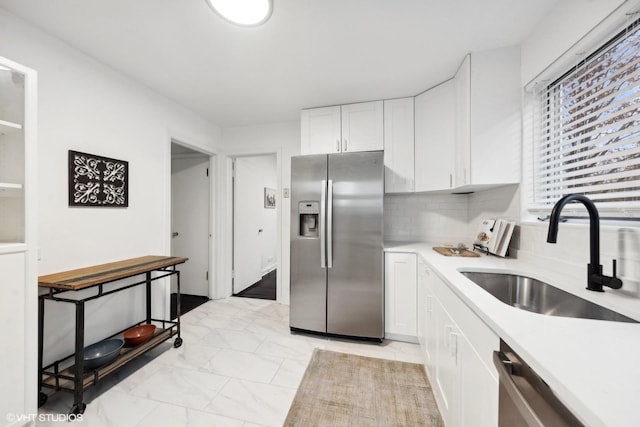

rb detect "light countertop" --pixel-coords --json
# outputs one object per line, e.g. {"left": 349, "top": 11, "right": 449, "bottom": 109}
{"left": 385, "top": 241, "right": 640, "bottom": 427}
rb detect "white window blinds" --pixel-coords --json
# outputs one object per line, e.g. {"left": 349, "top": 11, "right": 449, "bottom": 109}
{"left": 531, "top": 21, "right": 640, "bottom": 214}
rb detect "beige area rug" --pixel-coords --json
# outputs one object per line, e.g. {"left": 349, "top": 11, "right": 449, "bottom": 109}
{"left": 284, "top": 349, "right": 444, "bottom": 427}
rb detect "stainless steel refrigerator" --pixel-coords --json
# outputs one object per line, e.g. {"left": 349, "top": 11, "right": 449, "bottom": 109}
{"left": 290, "top": 151, "right": 384, "bottom": 340}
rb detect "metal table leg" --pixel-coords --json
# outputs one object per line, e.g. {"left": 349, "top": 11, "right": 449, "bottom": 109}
{"left": 71, "top": 300, "right": 86, "bottom": 415}
{"left": 146, "top": 272, "right": 152, "bottom": 324}
{"left": 173, "top": 270, "right": 182, "bottom": 348}
{"left": 38, "top": 296, "right": 47, "bottom": 407}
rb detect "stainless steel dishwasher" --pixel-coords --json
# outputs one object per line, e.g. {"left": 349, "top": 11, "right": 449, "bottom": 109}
{"left": 493, "top": 340, "right": 584, "bottom": 427}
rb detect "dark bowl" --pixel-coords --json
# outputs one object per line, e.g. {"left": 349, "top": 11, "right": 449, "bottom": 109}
{"left": 83, "top": 338, "right": 124, "bottom": 371}
{"left": 123, "top": 324, "right": 156, "bottom": 346}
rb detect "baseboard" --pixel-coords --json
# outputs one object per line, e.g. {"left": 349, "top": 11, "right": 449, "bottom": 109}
{"left": 261, "top": 264, "right": 277, "bottom": 276}
{"left": 384, "top": 332, "right": 419, "bottom": 344}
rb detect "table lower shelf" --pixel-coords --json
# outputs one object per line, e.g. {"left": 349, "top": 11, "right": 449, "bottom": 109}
{"left": 41, "top": 327, "right": 175, "bottom": 392}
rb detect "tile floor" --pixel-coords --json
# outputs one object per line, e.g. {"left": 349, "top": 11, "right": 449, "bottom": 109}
{"left": 38, "top": 297, "right": 423, "bottom": 427}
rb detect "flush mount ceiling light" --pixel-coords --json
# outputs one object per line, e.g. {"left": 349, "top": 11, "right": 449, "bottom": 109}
{"left": 205, "top": 0, "right": 273, "bottom": 27}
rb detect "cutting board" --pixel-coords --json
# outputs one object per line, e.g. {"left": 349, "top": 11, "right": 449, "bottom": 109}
{"left": 433, "top": 247, "right": 481, "bottom": 258}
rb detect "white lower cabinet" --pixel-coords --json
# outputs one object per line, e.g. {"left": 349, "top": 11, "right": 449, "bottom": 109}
{"left": 418, "top": 259, "right": 499, "bottom": 427}
{"left": 384, "top": 252, "right": 417, "bottom": 340}
{"left": 459, "top": 334, "right": 499, "bottom": 427}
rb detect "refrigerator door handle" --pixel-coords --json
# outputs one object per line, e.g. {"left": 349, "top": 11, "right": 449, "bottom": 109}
{"left": 320, "top": 180, "right": 326, "bottom": 268}
{"left": 327, "top": 179, "right": 333, "bottom": 268}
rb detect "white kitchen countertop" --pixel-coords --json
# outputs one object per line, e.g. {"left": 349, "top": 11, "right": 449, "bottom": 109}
{"left": 385, "top": 241, "right": 640, "bottom": 427}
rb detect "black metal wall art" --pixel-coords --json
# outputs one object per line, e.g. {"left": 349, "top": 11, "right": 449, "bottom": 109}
{"left": 68, "top": 150, "right": 129, "bottom": 207}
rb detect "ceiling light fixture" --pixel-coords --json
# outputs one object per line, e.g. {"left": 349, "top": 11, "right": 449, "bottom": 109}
{"left": 205, "top": 0, "right": 273, "bottom": 27}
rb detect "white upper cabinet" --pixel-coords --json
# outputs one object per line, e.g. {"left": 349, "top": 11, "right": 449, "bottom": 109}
{"left": 454, "top": 54, "right": 471, "bottom": 188}
{"left": 415, "top": 80, "right": 455, "bottom": 192}
{"left": 341, "top": 100, "right": 383, "bottom": 152}
{"left": 300, "top": 105, "right": 341, "bottom": 154}
{"left": 301, "top": 101, "right": 383, "bottom": 155}
{"left": 454, "top": 46, "right": 521, "bottom": 190}
{"left": 384, "top": 97, "right": 414, "bottom": 193}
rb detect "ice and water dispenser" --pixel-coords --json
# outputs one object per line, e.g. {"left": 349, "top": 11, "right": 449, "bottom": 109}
{"left": 299, "top": 201, "right": 319, "bottom": 238}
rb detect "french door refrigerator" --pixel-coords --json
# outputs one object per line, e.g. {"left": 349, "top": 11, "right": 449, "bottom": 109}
{"left": 290, "top": 151, "right": 384, "bottom": 340}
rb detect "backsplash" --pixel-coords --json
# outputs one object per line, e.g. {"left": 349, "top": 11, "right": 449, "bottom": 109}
{"left": 518, "top": 222, "right": 640, "bottom": 298}
{"left": 384, "top": 185, "right": 520, "bottom": 246}
{"left": 384, "top": 193, "right": 468, "bottom": 244}
{"left": 385, "top": 184, "right": 640, "bottom": 300}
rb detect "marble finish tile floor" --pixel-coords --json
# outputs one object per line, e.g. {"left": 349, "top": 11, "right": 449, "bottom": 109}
{"left": 37, "top": 297, "right": 423, "bottom": 427}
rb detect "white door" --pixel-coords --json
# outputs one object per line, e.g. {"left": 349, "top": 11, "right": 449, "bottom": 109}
{"left": 233, "top": 155, "right": 277, "bottom": 294}
{"left": 171, "top": 154, "right": 210, "bottom": 296}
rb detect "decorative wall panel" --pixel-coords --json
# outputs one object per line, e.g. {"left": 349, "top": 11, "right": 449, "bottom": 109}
{"left": 68, "top": 150, "right": 128, "bottom": 207}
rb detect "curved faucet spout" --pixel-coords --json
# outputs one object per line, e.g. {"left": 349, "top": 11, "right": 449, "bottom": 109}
{"left": 546, "top": 194, "right": 621, "bottom": 292}
{"left": 546, "top": 194, "right": 600, "bottom": 268}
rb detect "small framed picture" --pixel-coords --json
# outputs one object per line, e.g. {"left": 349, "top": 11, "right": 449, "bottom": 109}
{"left": 264, "top": 187, "right": 276, "bottom": 209}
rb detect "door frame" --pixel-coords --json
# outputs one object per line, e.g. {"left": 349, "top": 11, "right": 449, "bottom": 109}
{"left": 231, "top": 153, "right": 279, "bottom": 295}
{"left": 222, "top": 147, "right": 283, "bottom": 302}
{"left": 165, "top": 135, "right": 217, "bottom": 317}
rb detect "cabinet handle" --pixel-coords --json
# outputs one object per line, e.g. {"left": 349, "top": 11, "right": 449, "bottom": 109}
{"left": 343, "top": 139, "right": 348, "bottom": 152}
{"left": 464, "top": 168, "right": 467, "bottom": 184}
{"left": 449, "top": 173, "right": 452, "bottom": 188}
{"left": 426, "top": 296, "right": 432, "bottom": 314}
{"left": 336, "top": 139, "right": 340, "bottom": 152}
{"left": 450, "top": 332, "right": 459, "bottom": 363}
{"left": 445, "top": 325, "right": 453, "bottom": 351}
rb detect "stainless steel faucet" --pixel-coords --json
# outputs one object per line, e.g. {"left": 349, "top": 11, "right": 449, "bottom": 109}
{"left": 546, "top": 194, "right": 622, "bottom": 292}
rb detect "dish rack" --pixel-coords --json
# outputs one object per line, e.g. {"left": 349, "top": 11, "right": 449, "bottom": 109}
{"left": 37, "top": 256, "right": 188, "bottom": 415}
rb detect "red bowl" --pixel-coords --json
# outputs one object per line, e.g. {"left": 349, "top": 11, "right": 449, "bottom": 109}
{"left": 123, "top": 324, "right": 156, "bottom": 346}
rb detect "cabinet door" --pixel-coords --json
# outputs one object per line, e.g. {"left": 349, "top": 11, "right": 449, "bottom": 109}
{"left": 0, "top": 252, "right": 26, "bottom": 420}
{"left": 415, "top": 81, "right": 456, "bottom": 192}
{"left": 341, "top": 101, "right": 383, "bottom": 152}
{"left": 384, "top": 97, "right": 414, "bottom": 193}
{"left": 469, "top": 46, "right": 521, "bottom": 186}
{"left": 433, "top": 298, "right": 460, "bottom": 427}
{"left": 459, "top": 335, "right": 499, "bottom": 427}
{"left": 417, "top": 258, "right": 427, "bottom": 349}
{"left": 384, "top": 252, "right": 417, "bottom": 337}
{"left": 301, "top": 106, "right": 341, "bottom": 154}
{"left": 423, "top": 264, "right": 437, "bottom": 377}
{"left": 454, "top": 54, "right": 471, "bottom": 188}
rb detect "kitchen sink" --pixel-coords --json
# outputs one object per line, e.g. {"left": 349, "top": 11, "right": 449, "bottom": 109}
{"left": 460, "top": 271, "right": 637, "bottom": 323}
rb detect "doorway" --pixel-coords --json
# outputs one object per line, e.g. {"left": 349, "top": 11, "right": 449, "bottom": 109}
{"left": 232, "top": 154, "right": 278, "bottom": 300}
{"left": 171, "top": 142, "right": 211, "bottom": 317}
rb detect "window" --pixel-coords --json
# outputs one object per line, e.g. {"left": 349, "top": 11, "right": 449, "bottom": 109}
{"left": 530, "top": 19, "right": 640, "bottom": 215}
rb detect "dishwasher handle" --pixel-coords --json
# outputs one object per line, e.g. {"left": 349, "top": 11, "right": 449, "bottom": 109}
{"left": 493, "top": 351, "right": 545, "bottom": 427}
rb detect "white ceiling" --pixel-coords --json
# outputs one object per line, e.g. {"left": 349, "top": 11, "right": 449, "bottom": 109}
{"left": 0, "top": 0, "right": 558, "bottom": 128}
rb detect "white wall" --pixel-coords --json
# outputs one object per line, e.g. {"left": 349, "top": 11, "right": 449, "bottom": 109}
{"left": 0, "top": 7, "right": 221, "bottom": 416}
{"left": 233, "top": 154, "right": 277, "bottom": 293}
{"left": 218, "top": 121, "right": 300, "bottom": 304}
{"left": 521, "top": 0, "right": 628, "bottom": 86}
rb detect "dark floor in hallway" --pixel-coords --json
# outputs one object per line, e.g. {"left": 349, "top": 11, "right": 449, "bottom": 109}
{"left": 170, "top": 293, "right": 209, "bottom": 319}
{"left": 234, "top": 269, "right": 276, "bottom": 300}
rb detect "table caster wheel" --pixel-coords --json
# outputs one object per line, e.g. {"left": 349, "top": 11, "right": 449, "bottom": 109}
{"left": 70, "top": 403, "right": 86, "bottom": 415}
{"left": 38, "top": 392, "right": 48, "bottom": 407}
{"left": 174, "top": 337, "right": 183, "bottom": 348}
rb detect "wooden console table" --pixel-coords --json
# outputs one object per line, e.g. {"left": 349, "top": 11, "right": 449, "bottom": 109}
{"left": 38, "top": 255, "right": 188, "bottom": 415}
